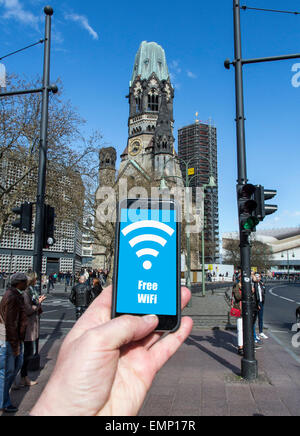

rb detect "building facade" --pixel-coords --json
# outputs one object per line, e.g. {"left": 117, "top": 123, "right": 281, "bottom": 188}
{"left": 178, "top": 120, "right": 220, "bottom": 263}
{"left": 222, "top": 228, "right": 300, "bottom": 277}
{"left": 0, "top": 157, "right": 83, "bottom": 275}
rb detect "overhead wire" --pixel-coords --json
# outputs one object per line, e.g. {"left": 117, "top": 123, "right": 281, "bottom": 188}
{"left": 0, "top": 40, "right": 44, "bottom": 62}
{"left": 241, "top": 5, "right": 300, "bottom": 15}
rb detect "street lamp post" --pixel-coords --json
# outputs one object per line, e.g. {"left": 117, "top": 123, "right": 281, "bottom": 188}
{"left": 160, "top": 156, "right": 215, "bottom": 296}
{"left": 0, "top": 6, "right": 56, "bottom": 294}
{"left": 281, "top": 250, "right": 295, "bottom": 282}
{"left": 225, "top": 0, "right": 300, "bottom": 381}
{"left": 200, "top": 176, "right": 216, "bottom": 297}
{"left": 33, "top": 6, "right": 54, "bottom": 294}
{"left": 159, "top": 156, "right": 194, "bottom": 291}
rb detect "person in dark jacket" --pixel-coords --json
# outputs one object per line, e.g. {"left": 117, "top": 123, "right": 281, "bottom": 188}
{"left": 253, "top": 273, "right": 267, "bottom": 339}
{"left": 69, "top": 276, "right": 92, "bottom": 320}
{"left": 0, "top": 273, "right": 28, "bottom": 413}
{"left": 251, "top": 272, "right": 264, "bottom": 347}
{"left": 90, "top": 278, "right": 103, "bottom": 303}
{"left": 20, "top": 273, "right": 46, "bottom": 387}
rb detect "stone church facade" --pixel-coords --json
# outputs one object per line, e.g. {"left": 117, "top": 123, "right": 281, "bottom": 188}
{"left": 93, "top": 41, "right": 197, "bottom": 272}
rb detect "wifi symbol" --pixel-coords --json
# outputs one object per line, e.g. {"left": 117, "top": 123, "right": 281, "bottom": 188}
{"left": 122, "top": 220, "right": 175, "bottom": 270}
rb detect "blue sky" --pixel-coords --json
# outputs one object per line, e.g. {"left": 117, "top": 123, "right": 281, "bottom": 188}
{"left": 1, "top": 0, "right": 300, "bottom": 237}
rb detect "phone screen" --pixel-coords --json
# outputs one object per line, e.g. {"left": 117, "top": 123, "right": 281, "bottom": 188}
{"left": 112, "top": 199, "right": 180, "bottom": 332}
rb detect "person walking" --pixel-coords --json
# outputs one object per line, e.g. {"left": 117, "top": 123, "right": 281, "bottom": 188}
{"left": 0, "top": 313, "right": 6, "bottom": 411}
{"left": 65, "top": 271, "right": 71, "bottom": 287}
{"left": 0, "top": 273, "right": 28, "bottom": 413}
{"left": 232, "top": 277, "right": 243, "bottom": 356}
{"left": 20, "top": 273, "right": 46, "bottom": 387}
{"left": 48, "top": 274, "right": 55, "bottom": 290}
{"left": 69, "top": 276, "right": 92, "bottom": 320}
{"left": 90, "top": 278, "right": 103, "bottom": 303}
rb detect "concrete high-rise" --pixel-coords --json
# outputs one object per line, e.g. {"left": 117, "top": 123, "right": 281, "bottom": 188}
{"left": 178, "top": 120, "right": 220, "bottom": 263}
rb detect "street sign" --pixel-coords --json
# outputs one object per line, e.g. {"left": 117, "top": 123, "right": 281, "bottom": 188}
{"left": 188, "top": 168, "right": 195, "bottom": 176}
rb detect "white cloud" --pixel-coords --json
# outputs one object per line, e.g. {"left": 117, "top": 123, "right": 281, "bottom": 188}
{"left": 65, "top": 13, "right": 99, "bottom": 40}
{"left": 0, "top": 0, "right": 39, "bottom": 27}
{"left": 170, "top": 60, "right": 181, "bottom": 74}
{"left": 187, "top": 70, "right": 197, "bottom": 79}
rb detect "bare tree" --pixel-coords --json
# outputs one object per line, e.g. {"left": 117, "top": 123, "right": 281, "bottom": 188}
{"left": 223, "top": 234, "right": 273, "bottom": 272}
{"left": 0, "top": 74, "right": 102, "bottom": 240}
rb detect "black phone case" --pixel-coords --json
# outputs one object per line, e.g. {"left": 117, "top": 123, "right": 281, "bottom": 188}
{"left": 111, "top": 198, "right": 181, "bottom": 333}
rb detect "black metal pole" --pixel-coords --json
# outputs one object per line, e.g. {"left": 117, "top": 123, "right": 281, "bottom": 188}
{"left": 233, "top": 0, "right": 258, "bottom": 380}
{"left": 33, "top": 6, "right": 53, "bottom": 293}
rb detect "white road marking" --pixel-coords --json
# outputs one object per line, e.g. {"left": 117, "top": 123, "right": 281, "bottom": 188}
{"left": 269, "top": 285, "right": 299, "bottom": 305}
{"left": 41, "top": 319, "right": 76, "bottom": 324}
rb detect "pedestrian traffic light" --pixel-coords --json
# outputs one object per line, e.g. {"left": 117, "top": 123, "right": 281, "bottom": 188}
{"left": 237, "top": 184, "right": 259, "bottom": 233}
{"left": 43, "top": 205, "right": 56, "bottom": 249}
{"left": 254, "top": 186, "right": 278, "bottom": 221}
{"left": 12, "top": 202, "right": 33, "bottom": 234}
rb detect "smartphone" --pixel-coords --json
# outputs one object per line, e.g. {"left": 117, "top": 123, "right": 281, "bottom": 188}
{"left": 112, "top": 198, "right": 181, "bottom": 332}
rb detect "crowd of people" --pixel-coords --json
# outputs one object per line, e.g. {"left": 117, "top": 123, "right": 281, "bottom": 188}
{"left": 231, "top": 271, "right": 267, "bottom": 356}
{"left": 0, "top": 273, "right": 45, "bottom": 412}
{"left": 40, "top": 268, "right": 108, "bottom": 291}
{"left": 0, "top": 270, "right": 192, "bottom": 416}
{"left": 69, "top": 272, "right": 105, "bottom": 320}
{"left": 0, "top": 267, "right": 109, "bottom": 413}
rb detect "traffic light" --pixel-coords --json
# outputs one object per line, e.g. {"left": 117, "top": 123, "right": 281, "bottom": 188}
{"left": 12, "top": 202, "right": 33, "bottom": 234}
{"left": 254, "top": 186, "right": 278, "bottom": 221}
{"left": 43, "top": 205, "right": 56, "bottom": 249}
{"left": 237, "top": 184, "right": 259, "bottom": 233}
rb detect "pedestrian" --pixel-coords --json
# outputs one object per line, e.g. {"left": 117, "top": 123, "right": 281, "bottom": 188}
{"left": 20, "top": 273, "right": 46, "bottom": 387}
{"left": 48, "top": 274, "right": 55, "bottom": 290}
{"left": 90, "top": 278, "right": 103, "bottom": 303}
{"left": 65, "top": 271, "right": 71, "bottom": 287}
{"left": 0, "top": 312, "right": 6, "bottom": 411}
{"left": 254, "top": 273, "right": 268, "bottom": 340}
{"left": 83, "top": 269, "right": 89, "bottom": 283}
{"left": 0, "top": 273, "right": 28, "bottom": 413}
{"left": 232, "top": 276, "right": 243, "bottom": 356}
{"left": 41, "top": 274, "right": 47, "bottom": 290}
{"left": 251, "top": 272, "right": 263, "bottom": 348}
{"left": 69, "top": 276, "right": 92, "bottom": 320}
{"left": 30, "top": 285, "right": 193, "bottom": 416}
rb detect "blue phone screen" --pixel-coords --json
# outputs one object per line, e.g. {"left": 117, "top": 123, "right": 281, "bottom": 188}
{"left": 116, "top": 208, "right": 177, "bottom": 316}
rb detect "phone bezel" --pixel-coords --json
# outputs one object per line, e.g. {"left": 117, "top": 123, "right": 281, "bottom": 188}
{"left": 112, "top": 198, "right": 181, "bottom": 333}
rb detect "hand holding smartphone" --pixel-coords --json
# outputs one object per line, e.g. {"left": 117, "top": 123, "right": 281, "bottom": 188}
{"left": 112, "top": 198, "right": 181, "bottom": 332}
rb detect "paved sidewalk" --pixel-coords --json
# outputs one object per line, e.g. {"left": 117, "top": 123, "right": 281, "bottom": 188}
{"left": 1, "top": 283, "right": 299, "bottom": 416}
{"left": 139, "top": 328, "right": 300, "bottom": 416}
{"left": 1, "top": 326, "right": 299, "bottom": 416}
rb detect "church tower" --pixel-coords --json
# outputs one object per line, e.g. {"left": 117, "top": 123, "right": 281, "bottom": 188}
{"left": 99, "top": 147, "right": 116, "bottom": 187}
{"left": 120, "top": 41, "right": 176, "bottom": 178}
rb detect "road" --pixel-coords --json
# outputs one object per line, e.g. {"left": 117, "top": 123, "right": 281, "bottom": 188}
{"left": 264, "top": 282, "right": 300, "bottom": 361}
{"left": 38, "top": 291, "right": 76, "bottom": 350}
{"left": 35, "top": 282, "right": 300, "bottom": 364}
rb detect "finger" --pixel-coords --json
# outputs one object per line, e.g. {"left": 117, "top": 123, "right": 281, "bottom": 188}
{"left": 64, "top": 286, "right": 113, "bottom": 345}
{"left": 139, "top": 286, "right": 192, "bottom": 350}
{"left": 95, "top": 314, "right": 159, "bottom": 350}
{"left": 181, "top": 286, "right": 192, "bottom": 310}
{"left": 148, "top": 317, "right": 193, "bottom": 373}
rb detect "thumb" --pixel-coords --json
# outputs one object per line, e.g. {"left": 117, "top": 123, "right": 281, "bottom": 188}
{"left": 97, "top": 314, "right": 159, "bottom": 350}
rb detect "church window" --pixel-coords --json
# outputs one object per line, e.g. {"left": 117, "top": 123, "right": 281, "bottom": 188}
{"left": 148, "top": 93, "right": 159, "bottom": 112}
{"left": 135, "top": 96, "right": 142, "bottom": 113}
